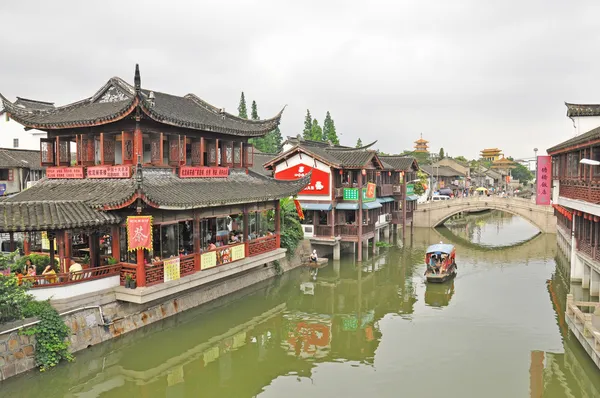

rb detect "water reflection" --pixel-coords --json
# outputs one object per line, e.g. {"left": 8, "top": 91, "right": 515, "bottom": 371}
{"left": 443, "top": 210, "right": 541, "bottom": 247}
{"left": 3, "top": 213, "right": 600, "bottom": 397}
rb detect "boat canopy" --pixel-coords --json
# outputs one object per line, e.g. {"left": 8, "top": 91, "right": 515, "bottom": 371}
{"left": 426, "top": 243, "right": 455, "bottom": 254}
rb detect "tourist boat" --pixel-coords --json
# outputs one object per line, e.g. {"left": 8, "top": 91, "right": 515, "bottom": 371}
{"left": 424, "top": 243, "right": 457, "bottom": 283}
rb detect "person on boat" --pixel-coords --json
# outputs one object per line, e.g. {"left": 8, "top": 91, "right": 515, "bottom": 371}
{"left": 309, "top": 250, "right": 318, "bottom": 263}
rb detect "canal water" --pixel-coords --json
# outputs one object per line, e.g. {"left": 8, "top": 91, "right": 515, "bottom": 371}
{"left": 2, "top": 211, "right": 600, "bottom": 397}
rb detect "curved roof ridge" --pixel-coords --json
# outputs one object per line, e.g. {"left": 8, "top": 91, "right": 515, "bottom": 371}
{"left": 183, "top": 93, "right": 286, "bottom": 125}
{"left": 327, "top": 140, "right": 377, "bottom": 151}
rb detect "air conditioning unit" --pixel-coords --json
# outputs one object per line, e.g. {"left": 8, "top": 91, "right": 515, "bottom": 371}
{"left": 385, "top": 214, "right": 391, "bottom": 222}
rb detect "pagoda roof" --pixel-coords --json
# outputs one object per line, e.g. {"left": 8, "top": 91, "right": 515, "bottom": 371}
{"left": 265, "top": 138, "right": 383, "bottom": 169}
{"left": 414, "top": 138, "right": 428, "bottom": 144}
{"left": 565, "top": 102, "right": 600, "bottom": 118}
{"left": 480, "top": 148, "right": 501, "bottom": 153}
{"left": 490, "top": 157, "right": 516, "bottom": 168}
{"left": 4, "top": 167, "right": 309, "bottom": 214}
{"left": 0, "top": 65, "right": 282, "bottom": 137}
{"left": 378, "top": 156, "right": 419, "bottom": 171}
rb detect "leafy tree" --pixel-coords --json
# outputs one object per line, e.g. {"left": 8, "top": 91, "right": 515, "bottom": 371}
{"left": 508, "top": 159, "right": 534, "bottom": 182}
{"left": 238, "top": 92, "right": 248, "bottom": 119}
{"left": 278, "top": 197, "right": 304, "bottom": 258}
{"left": 356, "top": 138, "right": 363, "bottom": 148}
{"left": 310, "top": 119, "right": 323, "bottom": 141}
{"left": 303, "top": 109, "right": 312, "bottom": 140}
{"left": 413, "top": 170, "right": 429, "bottom": 196}
{"left": 454, "top": 155, "right": 468, "bottom": 163}
{"left": 251, "top": 100, "right": 259, "bottom": 120}
{"left": 268, "top": 126, "right": 283, "bottom": 153}
{"left": 0, "top": 274, "right": 33, "bottom": 323}
{"left": 322, "top": 111, "right": 339, "bottom": 144}
{"left": 439, "top": 148, "right": 445, "bottom": 160}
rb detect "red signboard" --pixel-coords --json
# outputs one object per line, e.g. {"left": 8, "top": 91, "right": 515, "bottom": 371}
{"left": 46, "top": 167, "right": 84, "bottom": 179}
{"left": 179, "top": 166, "right": 229, "bottom": 178}
{"left": 536, "top": 156, "right": 552, "bottom": 205}
{"left": 87, "top": 165, "right": 132, "bottom": 179}
{"left": 366, "top": 182, "right": 376, "bottom": 199}
{"left": 126, "top": 216, "right": 153, "bottom": 251}
{"left": 275, "top": 163, "right": 330, "bottom": 196}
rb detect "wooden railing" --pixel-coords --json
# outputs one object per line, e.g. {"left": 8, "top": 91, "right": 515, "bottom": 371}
{"left": 145, "top": 262, "right": 165, "bottom": 286}
{"left": 120, "top": 263, "right": 137, "bottom": 286}
{"left": 335, "top": 224, "right": 375, "bottom": 236}
{"left": 28, "top": 264, "right": 122, "bottom": 288}
{"left": 314, "top": 225, "right": 333, "bottom": 237}
{"left": 559, "top": 179, "right": 600, "bottom": 204}
{"left": 248, "top": 235, "right": 278, "bottom": 256}
{"left": 180, "top": 254, "right": 196, "bottom": 277}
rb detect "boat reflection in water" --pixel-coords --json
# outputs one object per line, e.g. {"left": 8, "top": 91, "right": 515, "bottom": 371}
{"left": 424, "top": 280, "right": 455, "bottom": 308}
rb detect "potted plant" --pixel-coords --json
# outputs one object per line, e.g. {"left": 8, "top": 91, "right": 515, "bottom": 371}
{"left": 124, "top": 273, "right": 133, "bottom": 288}
{"left": 106, "top": 257, "right": 118, "bottom": 265}
{"left": 130, "top": 276, "right": 136, "bottom": 289}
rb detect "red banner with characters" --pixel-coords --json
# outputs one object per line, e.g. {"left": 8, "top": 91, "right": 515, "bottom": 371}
{"left": 294, "top": 199, "right": 305, "bottom": 220}
{"left": 275, "top": 163, "right": 330, "bottom": 196}
{"left": 127, "top": 216, "right": 153, "bottom": 251}
{"left": 366, "top": 182, "right": 376, "bottom": 199}
{"left": 536, "top": 156, "right": 552, "bottom": 205}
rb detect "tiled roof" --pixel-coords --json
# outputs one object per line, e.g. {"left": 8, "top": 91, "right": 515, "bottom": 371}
{"left": 268, "top": 138, "right": 381, "bottom": 168}
{"left": 378, "top": 156, "right": 418, "bottom": 171}
{"left": 0, "top": 201, "right": 120, "bottom": 232}
{"left": 5, "top": 167, "right": 308, "bottom": 211}
{"left": 565, "top": 102, "right": 600, "bottom": 118}
{"left": 251, "top": 152, "right": 276, "bottom": 176}
{"left": 0, "top": 148, "right": 45, "bottom": 170}
{"left": 547, "top": 125, "right": 600, "bottom": 154}
{"left": 141, "top": 169, "right": 309, "bottom": 209}
{"left": 6, "top": 177, "right": 136, "bottom": 209}
{"left": 421, "top": 165, "right": 465, "bottom": 177}
{"left": 14, "top": 97, "right": 55, "bottom": 111}
{"left": 0, "top": 66, "right": 281, "bottom": 136}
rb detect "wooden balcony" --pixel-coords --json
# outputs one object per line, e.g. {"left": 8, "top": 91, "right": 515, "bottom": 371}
{"left": 28, "top": 264, "right": 121, "bottom": 287}
{"left": 335, "top": 224, "right": 375, "bottom": 237}
{"left": 559, "top": 179, "right": 600, "bottom": 204}
{"left": 314, "top": 225, "right": 334, "bottom": 237}
{"left": 377, "top": 184, "right": 393, "bottom": 197}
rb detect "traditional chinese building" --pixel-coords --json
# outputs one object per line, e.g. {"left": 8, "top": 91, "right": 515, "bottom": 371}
{"left": 480, "top": 148, "right": 503, "bottom": 162}
{"left": 413, "top": 134, "right": 429, "bottom": 153}
{"left": 0, "top": 65, "right": 308, "bottom": 304}
{"left": 263, "top": 137, "right": 418, "bottom": 261}
{"left": 548, "top": 102, "right": 600, "bottom": 372}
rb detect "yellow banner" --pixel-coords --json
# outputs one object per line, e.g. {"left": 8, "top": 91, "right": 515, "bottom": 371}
{"left": 201, "top": 251, "right": 217, "bottom": 270}
{"left": 163, "top": 257, "right": 180, "bottom": 282}
{"left": 231, "top": 244, "right": 245, "bottom": 261}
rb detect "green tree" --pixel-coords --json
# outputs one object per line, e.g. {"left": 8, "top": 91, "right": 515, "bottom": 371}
{"left": 413, "top": 170, "right": 429, "bottom": 196}
{"left": 251, "top": 100, "right": 259, "bottom": 120}
{"left": 310, "top": 119, "right": 323, "bottom": 141}
{"left": 439, "top": 148, "right": 445, "bottom": 160}
{"left": 268, "top": 127, "right": 283, "bottom": 153}
{"left": 303, "top": 110, "right": 312, "bottom": 140}
{"left": 238, "top": 92, "right": 248, "bottom": 119}
{"left": 454, "top": 155, "right": 468, "bottom": 163}
{"left": 356, "top": 138, "right": 363, "bottom": 148}
{"left": 508, "top": 158, "right": 533, "bottom": 182}
{"left": 322, "top": 111, "right": 339, "bottom": 144}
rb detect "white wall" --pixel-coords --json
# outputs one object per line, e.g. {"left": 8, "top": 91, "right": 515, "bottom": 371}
{"left": 273, "top": 152, "right": 332, "bottom": 201}
{"left": 0, "top": 117, "right": 45, "bottom": 150}
{"left": 30, "top": 275, "right": 120, "bottom": 301}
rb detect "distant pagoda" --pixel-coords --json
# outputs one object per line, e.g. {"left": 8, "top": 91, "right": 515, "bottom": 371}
{"left": 414, "top": 134, "right": 429, "bottom": 153}
{"left": 480, "top": 148, "right": 502, "bottom": 162}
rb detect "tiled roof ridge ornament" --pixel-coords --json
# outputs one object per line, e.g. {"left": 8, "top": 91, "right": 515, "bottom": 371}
{"left": 134, "top": 64, "right": 141, "bottom": 93}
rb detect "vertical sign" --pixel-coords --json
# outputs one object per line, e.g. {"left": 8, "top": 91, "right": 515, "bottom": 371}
{"left": 163, "top": 257, "right": 181, "bottom": 282}
{"left": 126, "top": 216, "right": 153, "bottom": 251}
{"left": 536, "top": 156, "right": 552, "bottom": 205}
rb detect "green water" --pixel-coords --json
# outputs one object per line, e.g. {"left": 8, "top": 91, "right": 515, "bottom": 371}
{"left": 2, "top": 212, "right": 600, "bottom": 398}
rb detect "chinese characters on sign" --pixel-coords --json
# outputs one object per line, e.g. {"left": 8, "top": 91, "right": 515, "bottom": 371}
{"left": 366, "top": 183, "right": 376, "bottom": 199}
{"left": 536, "top": 156, "right": 552, "bottom": 205}
{"left": 201, "top": 251, "right": 217, "bottom": 270}
{"left": 406, "top": 184, "right": 415, "bottom": 196}
{"left": 274, "top": 163, "right": 330, "bottom": 196}
{"left": 163, "top": 257, "right": 181, "bottom": 282}
{"left": 230, "top": 244, "right": 245, "bottom": 261}
{"left": 179, "top": 166, "right": 230, "bottom": 178}
{"left": 46, "top": 167, "right": 84, "bottom": 179}
{"left": 87, "top": 165, "right": 131, "bottom": 178}
{"left": 343, "top": 188, "right": 359, "bottom": 200}
{"left": 126, "top": 216, "right": 153, "bottom": 251}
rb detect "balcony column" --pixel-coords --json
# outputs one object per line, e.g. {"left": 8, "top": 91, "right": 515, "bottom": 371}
{"left": 64, "top": 231, "right": 71, "bottom": 270}
{"left": 193, "top": 217, "right": 201, "bottom": 271}
{"left": 275, "top": 200, "right": 281, "bottom": 248}
{"left": 402, "top": 178, "right": 407, "bottom": 240}
{"left": 136, "top": 248, "right": 146, "bottom": 287}
{"left": 243, "top": 206, "right": 249, "bottom": 257}
{"left": 331, "top": 207, "right": 335, "bottom": 237}
{"left": 111, "top": 226, "right": 120, "bottom": 260}
{"left": 23, "top": 233, "right": 30, "bottom": 255}
{"left": 56, "top": 232, "right": 66, "bottom": 273}
{"left": 48, "top": 234, "right": 55, "bottom": 272}
{"left": 8, "top": 232, "right": 15, "bottom": 252}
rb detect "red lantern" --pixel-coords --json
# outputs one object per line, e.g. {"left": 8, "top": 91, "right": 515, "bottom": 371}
{"left": 361, "top": 169, "right": 366, "bottom": 176}
{"left": 388, "top": 171, "right": 391, "bottom": 176}
{"left": 339, "top": 169, "right": 343, "bottom": 175}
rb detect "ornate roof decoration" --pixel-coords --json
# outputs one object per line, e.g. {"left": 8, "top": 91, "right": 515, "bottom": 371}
{"left": 565, "top": 102, "right": 600, "bottom": 118}
{"left": 0, "top": 65, "right": 282, "bottom": 136}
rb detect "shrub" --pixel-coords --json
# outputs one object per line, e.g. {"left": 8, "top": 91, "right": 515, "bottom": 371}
{"left": 0, "top": 275, "right": 34, "bottom": 323}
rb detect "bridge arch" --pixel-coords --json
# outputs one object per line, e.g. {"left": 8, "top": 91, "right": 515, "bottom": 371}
{"left": 413, "top": 197, "right": 556, "bottom": 234}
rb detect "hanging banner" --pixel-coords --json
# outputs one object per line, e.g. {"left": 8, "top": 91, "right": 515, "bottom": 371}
{"left": 294, "top": 199, "right": 304, "bottom": 220}
{"left": 366, "top": 183, "right": 376, "bottom": 199}
{"left": 536, "top": 156, "right": 552, "bottom": 205}
{"left": 163, "top": 257, "right": 181, "bottom": 282}
{"left": 126, "top": 216, "right": 153, "bottom": 251}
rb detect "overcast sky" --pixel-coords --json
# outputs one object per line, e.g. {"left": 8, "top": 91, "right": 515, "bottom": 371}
{"left": 2, "top": 0, "right": 600, "bottom": 160}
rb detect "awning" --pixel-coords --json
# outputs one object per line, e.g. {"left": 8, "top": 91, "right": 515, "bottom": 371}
{"left": 406, "top": 195, "right": 419, "bottom": 201}
{"left": 363, "top": 201, "right": 382, "bottom": 210}
{"left": 336, "top": 203, "right": 359, "bottom": 210}
{"left": 376, "top": 197, "right": 395, "bottom": 203}
{"left": 300, "top": 202, "right": 332, "bottom": 211}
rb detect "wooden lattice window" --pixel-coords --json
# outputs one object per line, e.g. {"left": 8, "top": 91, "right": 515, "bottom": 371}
{"left": 169, "top": 137, "right": 180, "bottom": 165}
{"left": 58, "top": 139, "right": 70, "bottom": 166}
{"left": 179, "top": 135, "right": 186, "bottom": 165}
{"left": 233, "top": 144, "right": 241, "bottom": 167}
{"left": 40, "top": 139, "right": 55, "bottom": 166}
{"left": 122, "top": 131, "right": 134, "bottom": 163}
{"left": 208, "top": 141, "right": 217, "bottom": 166}
{"left": 103, "top": 135, "right": 116, "bottom": 164}
{"left": 191, "top": 141, "right": 202, "bottom": 165}
{"left": 221, "top": 141, "right": 233, "bottom": 167}
{"left": 243, "top": 143, "right": 254, "bottom": 167}
{"left": 150, "top": 134, "right": 161, "bottom": 165}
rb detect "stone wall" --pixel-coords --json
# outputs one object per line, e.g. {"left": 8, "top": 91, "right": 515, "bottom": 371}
{"left": 0, "top": 247, "right": 304, "bottom": 381}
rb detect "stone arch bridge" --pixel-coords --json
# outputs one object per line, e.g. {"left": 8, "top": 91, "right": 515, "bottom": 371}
{"left": 413, "top": 196, "right": 556, "bottom": 233}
